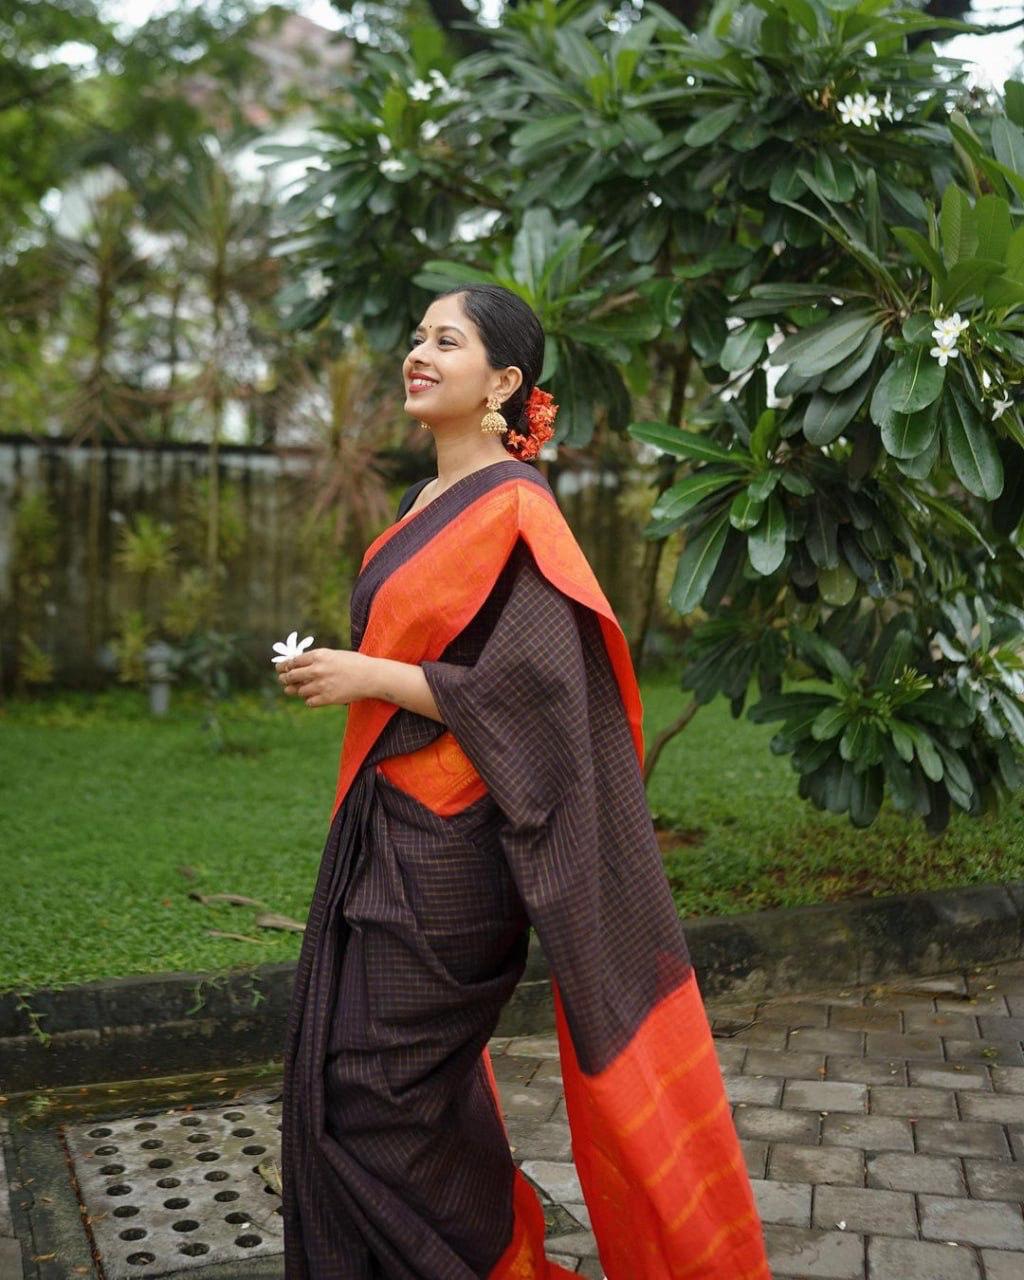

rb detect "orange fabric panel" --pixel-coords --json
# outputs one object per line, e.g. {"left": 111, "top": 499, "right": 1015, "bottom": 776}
{"left": 334, "top": 478, "right": 641, "bottom": 822}
{"left": 552, "top": 975, "right": 771, "bottom": 1280}
{"left": 374, "top": 731, "right": 489, "bottom": 816}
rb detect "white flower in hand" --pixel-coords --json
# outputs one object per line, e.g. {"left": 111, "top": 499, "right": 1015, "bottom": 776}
{"left": 272, "top": 630, "right": 314, "bottom": 665}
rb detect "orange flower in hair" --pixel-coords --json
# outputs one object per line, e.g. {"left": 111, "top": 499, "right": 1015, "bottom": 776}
{"left": 505, "top": 386, "right": 558, "bottom": 461}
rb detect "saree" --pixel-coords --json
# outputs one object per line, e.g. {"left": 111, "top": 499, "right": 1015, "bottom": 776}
{"left": 280, "top": 457, "right": 770, "bottom": 1280}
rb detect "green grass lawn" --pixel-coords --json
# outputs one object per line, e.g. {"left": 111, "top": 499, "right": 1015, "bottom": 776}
{"left": 2, "top": 674, "right": 1023, "bottom": 994}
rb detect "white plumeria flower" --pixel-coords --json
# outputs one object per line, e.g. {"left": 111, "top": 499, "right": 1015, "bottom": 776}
{"left": 930, "top": 340, "right": 959, "bottom": 367}
{"left": 837, "top": 92, "right": 882, "bottom": 128}
{"left": 377, "top": 133, "right": 392, "bottom": 153}
{"left": 380, "top": 157, "right": 407, "bottom": 176}
{"left": 992, "top": 396, "right": 1013, "bottom": 420}
{"left": 982, "top": 369, "right": 992, "bottom": 390}
{"left": 646, "top": 191, "right": 662, "bottom": 207}
{"left": 420, "top": 118, "right": 441, "bottom": 141}
{"left": 304, "top": 268, "right": 330, "bottom": 301}
{"left": 272, "top": 630, "right": 314, "bottom": 665}
{"left": 881, "top": 89, "right": 895, "bottom": 122}
{"left": 408, "top": 79, "right": 433, "bottom": 101}
{"left": 933, "top": 312, "right": 969, "bottom": 340}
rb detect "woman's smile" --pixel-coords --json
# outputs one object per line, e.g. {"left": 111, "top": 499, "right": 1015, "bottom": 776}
{"left": 407, "top": 375, "right": 438, "bottom": 393}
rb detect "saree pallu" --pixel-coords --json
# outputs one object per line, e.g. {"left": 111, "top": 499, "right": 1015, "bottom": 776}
{"left": 281, "top": 457, "right": 770, "bottom": 1280}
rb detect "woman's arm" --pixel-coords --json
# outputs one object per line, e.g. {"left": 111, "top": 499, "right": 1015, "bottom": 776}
{"left": 361, "top": 656, "right": 444, "bottom": 723}
{"left": 277, "top": 649, "right": 444, "bottom": 721}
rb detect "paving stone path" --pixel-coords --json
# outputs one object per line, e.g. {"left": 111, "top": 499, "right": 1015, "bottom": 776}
{"left": 4, "top": 958, "right": 1024, "bottom": 1277}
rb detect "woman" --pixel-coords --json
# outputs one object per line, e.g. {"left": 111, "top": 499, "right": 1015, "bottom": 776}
{"left": 276, "top": 284, "right": 770, "bottom": 1279}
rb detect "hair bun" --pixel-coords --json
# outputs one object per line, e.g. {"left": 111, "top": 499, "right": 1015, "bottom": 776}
{"left": 504, "top": 385, "right": 558, "bottom": 461}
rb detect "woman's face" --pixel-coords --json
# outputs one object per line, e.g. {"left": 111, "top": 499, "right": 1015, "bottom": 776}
{"left": 402, "top": 293, "right": 521, "bottom": 428}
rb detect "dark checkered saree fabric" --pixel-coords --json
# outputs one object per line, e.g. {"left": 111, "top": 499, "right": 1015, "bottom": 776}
{"left": 281, "top": 473, "right": 692, "bottom": 1279}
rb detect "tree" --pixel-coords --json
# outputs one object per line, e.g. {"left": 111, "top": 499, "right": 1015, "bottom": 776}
{"left": 275, "top": 0, "right": 1024, "bottom": 833}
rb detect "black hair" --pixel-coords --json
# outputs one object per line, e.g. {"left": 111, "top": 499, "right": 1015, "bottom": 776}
{"left": 432, "top": 283, "right": 546, "bottom": 450}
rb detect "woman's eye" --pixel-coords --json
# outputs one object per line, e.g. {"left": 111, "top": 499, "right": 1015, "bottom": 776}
{"left": 408, "top": 336, "right": 453, "bottom": 348}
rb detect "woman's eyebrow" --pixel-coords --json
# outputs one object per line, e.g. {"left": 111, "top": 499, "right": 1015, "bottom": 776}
{"left": 413, "top": 323, "right": 466, "bottom": 338}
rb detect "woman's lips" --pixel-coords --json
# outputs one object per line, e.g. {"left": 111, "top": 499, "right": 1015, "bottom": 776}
{"left": 407, "top": 377, "right": 438, "bottom": 394}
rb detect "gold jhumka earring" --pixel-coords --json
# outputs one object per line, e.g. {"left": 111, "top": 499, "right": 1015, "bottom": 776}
{"left": 479, "top": 394, "right": 508, "bottom": 435}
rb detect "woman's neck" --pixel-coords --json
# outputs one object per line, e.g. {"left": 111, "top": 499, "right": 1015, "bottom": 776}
{"left": 432, "top": 429, "right": 512, "bottom": 488}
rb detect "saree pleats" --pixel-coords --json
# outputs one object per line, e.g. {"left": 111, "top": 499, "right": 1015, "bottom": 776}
{"left": 281, "top": 459, "right": 770, "bottom": 1279}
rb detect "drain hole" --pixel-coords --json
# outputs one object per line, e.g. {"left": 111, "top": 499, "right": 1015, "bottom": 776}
{"left": 204, "top": 1170, "right": 230, "bottom": 1182}
{"left": 275, "top": 1205, "right": 283, "bottom": 1215}
{"left": 149, "top": 1158, "right": 173, "bottom": 1169}
{"left": 180, "top": 1243, "right": 210, "bottom": 1257}
{"left": 172, "top": 1219, "right": 200, "bottom": 1232}
{"left": 232, "top": 1127, "right": 255, "bottom": 1137}
{"left": 242, "top": 1145, "right": 266, "bottom": 1156}
{"left": 223, "top": 1111, "right": 245, "bottom": 1120}
{"left": 214, "top": 1190, "right": 240, "bottom": 1202}
{"left": 156, "top": 1177, "right": 181, "bottom": 1189}
{"left": 196, "top": 1151, "right": 220, "bottom": 1162}
{"left": 119, "top": 1228, "right": 147, "bottom": 1242}
{"left": 113, "top": 1206, "right": 140, "bottom": 1218}
{"left": 87, "top": 1127, "right": 113, "bottom": 1137}
{"left": 95, "top": 1145, "right": 119, "bottom": 1156}
{"left": 180, "top": 1116, "right": 203, "bottom": 1126}
{"left": 236, "top": 1233, "right": 262, "bottom": 1248}
{"left": 140, "top": 1139, "right": 163, "bottom": 1150}
{"left": 127, "top": 1252, "right": 156, "bottom": 1266}
{"left": 164, "top": 1197, "right": 190, "bottom": 1210}
{"left": 134, "top": 1121, "right": 157, "bottom": 1131}
{"left": 100, "top": 1165, "right": 125, "bottom": 1175}
{"left": 187, "top": 1133, "right": 212, "bottom": 1144}
{"left": 106, "top": 1184, "right": 132, "bottom": 1197}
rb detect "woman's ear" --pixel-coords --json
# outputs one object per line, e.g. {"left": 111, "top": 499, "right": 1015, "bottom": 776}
{"left": 499, "top": 366, "right": 523, "bottom": 400}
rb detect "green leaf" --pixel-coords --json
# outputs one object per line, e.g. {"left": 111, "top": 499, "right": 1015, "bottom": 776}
{"left": 1005, "top": 81, "right": 1024, "bottom": 128}
{"left": 941, "top": 381, "right": 1004, "bottom": 500}
{"left": 940, "top": 183, "right": 977, "bottom": 269}
{"left": 975, "top": 194, "right": 1012, "bottom": 262}
{"left": 653, "top": 471, "right": 740, "bottom": 520}
{"left": 729, "top": 488, "right": 765, "bottom": 531}
{"left": 822, "top": 325, "right": 883, "bottom": 393}
{"left": 942, "top": 258, "right": 1003, "bottom": 309}
{"left": 779, "top": 0, "right": 817, "bottom": 35}
{"left": 814, "top": 151, "right": 856, "bottom": 202}
{"left": 769, "top": 164, "right": 806, "bottom": 203}
{"left": 684, "top": 102, "right": 744, "bottom": 147}
{"left": 818, "top": 561, "right": 858, "bottom": 606}
{"left": 803, "top": 371, "right": 872, "bottom": 446}
{"left": 870, "top": 348, "right": 945, "bottom": 423}
{"left": 749, "top": 408, "right": 779, "bottom": 464}
{"left": 984, "top": 275, "right": 1024, "bottom": 309}
{"left": 892, "top": 227, "right": 945, "bottom": 281}
{"left": 901, "top": 313, "right": 935, "bottom": 344}
{"left": 992, "top": 117, "right": 1024, "bottom": 178}
{"left": 791, "top": 626, "right": 855, "bottom": 684}
{"left": 628, "top": 421, "right": 744, "bottom": 464}
{"left": 670, "top": 512, "right": 730, "bottom": 613}
{"left": 806, "top": 497, "right": 840, "bottom": 569}
{"left": 811, "top": 703, "right": 849, "bottom": 741}
{"left": 770, "top": 311, "right": 878, "bottom": 378}
{"left": 880, "top": 399, "right": 940, "bottom": 460}
{"left": 719, "top": 319, "right": 772, "bottom": 372}
{"left": 748, "top": 492, "right": 787, "bottom": 575}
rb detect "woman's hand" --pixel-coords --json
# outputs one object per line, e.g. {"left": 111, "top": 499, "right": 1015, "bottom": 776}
{"left": 277, "top": 649, "right": 373, "bottom": 708}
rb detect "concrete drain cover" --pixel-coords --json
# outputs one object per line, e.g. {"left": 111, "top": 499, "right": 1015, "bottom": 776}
{"left": 63, "top": 1089, "right": 284, "bottom": 1277}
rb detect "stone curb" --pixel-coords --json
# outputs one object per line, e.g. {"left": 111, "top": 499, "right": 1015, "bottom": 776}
{"left": 3, "top": 879, "right": 1023, "bottom": 1094}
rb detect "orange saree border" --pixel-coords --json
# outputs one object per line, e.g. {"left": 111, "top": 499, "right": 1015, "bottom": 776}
{"left": 553, "top": 978, "right": 771, "bottom": 1280}
{"left": 331, "top": 477, "right": 643, "bottom": 823}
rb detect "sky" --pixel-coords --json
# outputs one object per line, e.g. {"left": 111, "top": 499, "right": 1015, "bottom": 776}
{"left": 94, "top": 0, "right": 1022, "bottom": 90}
